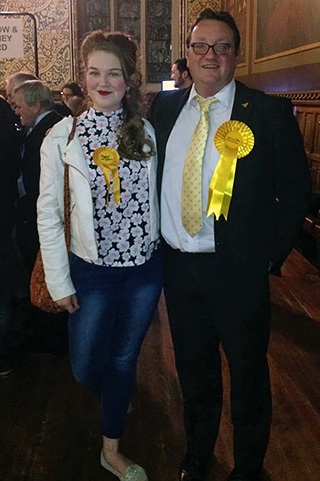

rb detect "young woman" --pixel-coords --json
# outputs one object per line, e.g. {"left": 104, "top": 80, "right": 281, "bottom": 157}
{"left": 37, "top": 31, "right": 163, "bottom": 481}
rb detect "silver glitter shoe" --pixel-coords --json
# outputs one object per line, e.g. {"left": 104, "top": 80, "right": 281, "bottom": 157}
{"left": 100, "top": 451, "right": 148, "bottom": 481}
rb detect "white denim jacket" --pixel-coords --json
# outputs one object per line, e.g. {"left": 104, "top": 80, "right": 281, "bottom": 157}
{"left": 37, "top": 115, "right": 159, "bottom": 301}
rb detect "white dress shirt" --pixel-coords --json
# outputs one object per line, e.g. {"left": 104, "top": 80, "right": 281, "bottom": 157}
{"left": 161, "top": 80, "right": 236, "bottom": 252}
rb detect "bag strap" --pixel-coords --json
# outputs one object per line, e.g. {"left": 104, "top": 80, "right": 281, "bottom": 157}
{"left": 67, "top": 116, "right": 77, "bottom": 144}
{"left": 64, "top": 117, "right": 77, "bottom": 249}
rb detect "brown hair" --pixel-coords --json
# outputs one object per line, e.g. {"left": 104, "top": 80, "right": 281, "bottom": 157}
{"left": 81, "top": 30, "right": 154, "bottom": 160}
{"left": 186, "top": 9, "right": 241, "bottom": 52}
{"left": 62, "top": 81, "right": 84, "bottom": 98}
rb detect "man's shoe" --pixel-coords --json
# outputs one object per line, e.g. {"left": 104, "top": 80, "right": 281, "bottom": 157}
{"left": 180, "top": 469, "right": 204, "bottom": 481}
{"left": 227, "top": 476, "right": 246, "bottom": 481}
{"left": 179, "top": 453, "right": 208, "bottom": 481}
{"left": 0, "top": 367, "right": 13, "bottom": 379}
{"left": 180, "top": 465, "right": 206, "bottom": 481}
{"left": 227, "top": 470, "right": 260, "bottom": 481}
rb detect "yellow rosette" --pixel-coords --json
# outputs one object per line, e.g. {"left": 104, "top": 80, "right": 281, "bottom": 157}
{"left": 93, "top": 147, "right": 121, "bottom": 205}
{"left": 207, "top": 121, "right": 254, "bottom": 220}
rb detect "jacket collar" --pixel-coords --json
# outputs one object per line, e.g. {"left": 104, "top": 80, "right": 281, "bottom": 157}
{"left": 160, "top": 87, "right": 191, "bottom": 143}
{"left": 59, "top": 117, "right": 90, "bottom": 180}
{"left": 231, "top": 80, "right": 255, "bottom": 124}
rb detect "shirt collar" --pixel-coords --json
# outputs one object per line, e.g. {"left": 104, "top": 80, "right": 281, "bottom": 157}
{"left": 187, "top": 79, "right": 236, "bottom": 110}
{"left": 33, "top": 110, "right": 52, "bottom": 128}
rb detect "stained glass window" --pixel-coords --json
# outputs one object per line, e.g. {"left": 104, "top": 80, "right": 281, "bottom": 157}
{"left": 82, "top": 0, "right": 111, "bottom": 34}
{"left": 115, "top": 1, "right": 141, "bottom": 40}
{"left": 146, "top": 0, "right": 171, "bottom": 83}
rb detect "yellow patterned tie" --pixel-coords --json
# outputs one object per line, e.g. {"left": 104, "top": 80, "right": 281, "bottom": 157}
{"left": 181, "top": 96, "right": 216, "bottom": 237}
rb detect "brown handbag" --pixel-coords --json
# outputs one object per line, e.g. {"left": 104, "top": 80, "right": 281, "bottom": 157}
{"left": 29, "top": 118, "right": 76, "bottom": 313}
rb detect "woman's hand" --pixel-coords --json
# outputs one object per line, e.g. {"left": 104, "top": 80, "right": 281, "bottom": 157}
{"left": 55, "top": 294, "right": 79, "bottom": 313}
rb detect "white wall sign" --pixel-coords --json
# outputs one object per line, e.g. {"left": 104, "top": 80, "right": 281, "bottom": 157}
{"left": 0, "top": 17, "right": 23, "bottom": 58}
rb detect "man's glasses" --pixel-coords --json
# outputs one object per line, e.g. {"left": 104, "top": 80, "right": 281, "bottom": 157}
{"left": 190, "top": 42, "right": 234, "bottom": 55}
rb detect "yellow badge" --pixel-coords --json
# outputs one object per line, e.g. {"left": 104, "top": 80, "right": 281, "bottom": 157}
{"left": 207, "top": 121, "right": 254, "bottom": 220}
{"left": 92, "top": 147, "right": 121, "bottom": 205}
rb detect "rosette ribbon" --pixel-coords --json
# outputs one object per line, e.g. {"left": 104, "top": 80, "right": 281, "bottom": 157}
{"left": 207, "top": 120, "right": 254, "bottom": 220}
{"left": 92, "top": 147, "right": 121, "bottom": 205}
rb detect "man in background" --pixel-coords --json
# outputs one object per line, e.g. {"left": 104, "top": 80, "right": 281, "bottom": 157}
{"left": 0, "top": 97, "right": 21, "bottom": 377}
{"left": 13, "top": 80, "right": 62, "bottom": 271}
{"left": 13, "top": 80, "right": 67, "bottom": 355}
{"left": 171, "top": 57, "right": 193, "bottom": 90}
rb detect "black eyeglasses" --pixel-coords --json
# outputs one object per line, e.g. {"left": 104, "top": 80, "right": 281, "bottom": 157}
{"left": 190, "top": 42, "right": 234, "bottom": 55}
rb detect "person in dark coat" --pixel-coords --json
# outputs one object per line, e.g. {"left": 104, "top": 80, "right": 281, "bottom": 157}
{"left": 0, "top": 97, "right": 21, "bottom": 376}
{"left": 13, "top": 80, "right": 63, "bottom": 271}
{"left": 13, "top": 79, "right": 67, "bottom": 354}
{"left": 149, "top": 9, "right": 311, "bottom": 481}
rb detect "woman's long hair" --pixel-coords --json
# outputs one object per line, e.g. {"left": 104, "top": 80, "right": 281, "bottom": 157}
{"left": 81, "top": 30, "right": 154, "bottom": 160}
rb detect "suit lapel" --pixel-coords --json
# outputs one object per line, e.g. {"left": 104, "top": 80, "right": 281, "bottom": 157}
{"left": 160, "top": 87, "right": 191, "bottom": 146}
{"left": 64, "top": 128, "right": 91, "bottom": 181}
{"left": 231, "top": 81, "right": 255, "bottom": 124}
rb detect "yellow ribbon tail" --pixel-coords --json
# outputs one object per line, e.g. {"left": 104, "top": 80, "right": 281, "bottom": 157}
{"left": 207, "top": 149, "right": 237, "bottom": 220}
{"left": 92, "top": 147, "right": 121, "bottom": 205}
{"left": 207, "top": 184, "right": 224, "bottom": 219}
{"left": 101, "top": 165, "right": 121, "bottom": 205}
{"left": 111, "top": 166, "right": 121, "bottom": 204}
{"left": 102, "top": 168, "right": 111, "bottom": 205}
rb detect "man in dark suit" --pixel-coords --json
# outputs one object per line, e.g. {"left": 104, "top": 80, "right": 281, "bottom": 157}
{"left": 13, "top": 80, "right": 62, "bottom": 272}
{"left": 13, "top": 80, "right": 67, "bottom": 354}
{"left": 0, "top": 97, "right": 20, "bottom": 377}
{"left": 149, "top": 9, "right": 311, "bottom": 481}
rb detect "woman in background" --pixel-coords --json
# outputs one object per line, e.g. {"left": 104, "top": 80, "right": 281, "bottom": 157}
{"left": 60, "top": 80, "right": 84, "bottom": 104}
{"left": 37, "top": 30, "right": 162, "bottom": 481}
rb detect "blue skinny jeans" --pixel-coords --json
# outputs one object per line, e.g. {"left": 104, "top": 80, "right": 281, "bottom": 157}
{"left": 69, "top": 248, "right": 163, "bottom": 438}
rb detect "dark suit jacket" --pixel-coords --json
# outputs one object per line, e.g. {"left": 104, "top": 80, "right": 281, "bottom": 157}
{"left": 0, "top": 97, "right": 20, "bottom": 285}
{"left": 53, "top": 102, "right": 73, "bottom": 117}
{"left": 149, "top": 81, "right": 311, "bottom": 303}
{"left": 16, "top": 110, "right": 63, "bottom": 272}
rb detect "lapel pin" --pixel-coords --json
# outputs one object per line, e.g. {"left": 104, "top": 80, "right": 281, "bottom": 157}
{"left": 242, "top": 102, "right": 249, "bottom": 108}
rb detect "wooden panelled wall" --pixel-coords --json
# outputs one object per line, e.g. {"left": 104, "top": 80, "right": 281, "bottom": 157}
{"left": 294, "top": 94, "right": 320, "bottom": 194}
{"left": 290, "top": 92, "right": 320, "bottom": 268}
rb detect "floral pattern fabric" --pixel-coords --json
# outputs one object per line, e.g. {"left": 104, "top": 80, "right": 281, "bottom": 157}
{"left": 76, "top": 107, "right": 157, "bottom": 267}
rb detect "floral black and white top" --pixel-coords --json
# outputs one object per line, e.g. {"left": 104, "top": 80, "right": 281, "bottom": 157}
{"left": 76, "top": 107, "right": 158, "bottom": 267}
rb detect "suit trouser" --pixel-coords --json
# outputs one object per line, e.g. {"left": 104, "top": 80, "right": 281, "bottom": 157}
{"left": 0, "top": 237, "right": 14, "bottom": 370}
{"left": 163, "top": 243, "right": 272, "bottom": 477}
